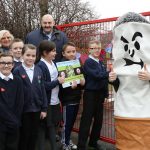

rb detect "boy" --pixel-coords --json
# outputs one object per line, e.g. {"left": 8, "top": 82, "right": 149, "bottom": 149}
{"left": 0, "top": 53, "right": 24, "bottom": 150}
{"left": 59, "top": 42, "right": 85, "bottom": 150}
{"left": 10, "top": 38, "right": 24, "bottom": 69}
{"left": 77, "top": 41, "right": 109, "bottom": 150}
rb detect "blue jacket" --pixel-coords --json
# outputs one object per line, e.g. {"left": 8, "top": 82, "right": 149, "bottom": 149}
{"left": 13, "top": 65, "right": 48, "bottom": 113}
{"left": 25, "top": 27, "right": 68, "bottom": 62}
{"left": 83, "top": 57, "right": 109, "bottom": 97}
{"left": 37, "top": 60, "right": 60, "bottom": 104}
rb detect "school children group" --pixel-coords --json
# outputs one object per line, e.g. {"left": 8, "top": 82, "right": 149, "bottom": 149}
{"left": 0, "top": 37, "right": 109, "bottom": 150}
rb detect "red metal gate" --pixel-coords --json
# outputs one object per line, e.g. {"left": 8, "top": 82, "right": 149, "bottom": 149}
{"left": 57, "top": 12, "right": 150, "bottom": 144}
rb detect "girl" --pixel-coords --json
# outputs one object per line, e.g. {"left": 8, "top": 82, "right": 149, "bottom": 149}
{"left": 13, "top": 44, "right": 47, "bottom": 150}
{"left": 37, "top": 40, "right": 65, "bottom": 150}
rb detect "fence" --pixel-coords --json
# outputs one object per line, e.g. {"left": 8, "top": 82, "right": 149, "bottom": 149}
{"left": 57, "top": 12, "right": 150, "bottom": 144}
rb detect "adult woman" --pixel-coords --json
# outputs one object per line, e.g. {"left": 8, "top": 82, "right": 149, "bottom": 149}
{"left": 0, "top": 30, "right": 14, "bottom": 52}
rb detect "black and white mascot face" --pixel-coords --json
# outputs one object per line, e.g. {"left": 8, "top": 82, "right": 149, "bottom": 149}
{"left": 121, "top": 32, "right": 144, "bottom": 69}
{"left": 112, "top": 12, "right": 150, "bottom": 75}
{"left": 112, "top": 12, "right": 150, "bottom": 118}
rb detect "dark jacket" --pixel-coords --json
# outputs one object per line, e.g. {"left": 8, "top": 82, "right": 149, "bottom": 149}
{"left": 0, "top": 47, "right": 9, "bottom": 53}
{"left": 83, "top": 57, "right": 109, "bottom": 98}
{"left": 59, "top": 58, "right": 83, "bottom": 106}
{"left": 13, "top": 61, "right": 22, "bottom": 70}
{"left": 0, "top": 76, "right": 24, "bottom": 131}
{"left": 25, "top": 27, "right": 68, "bottom": 62}
{"left": 13, "top": 65, "right": 47, "bottom": 113}
{"left": 37, "top": 60, "right": 60, "bottom": 104}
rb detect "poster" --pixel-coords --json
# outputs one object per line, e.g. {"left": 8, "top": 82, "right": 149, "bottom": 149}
{"left": 56, "top": 59, "right": 84, "bottom": 88}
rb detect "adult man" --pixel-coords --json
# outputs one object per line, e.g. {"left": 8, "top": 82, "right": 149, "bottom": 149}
{"left": 25, "top": 14, "right": 68, "bottom": 62}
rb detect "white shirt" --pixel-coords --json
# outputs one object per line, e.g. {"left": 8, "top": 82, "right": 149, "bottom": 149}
{"left": 0, "top": 72, "right": 13, "bottom": 81}
{"left": 14, "top": 58, "right": 23, "bottom": 62}
{"left": 22, "top": 63, "right": 34, "bottom": 83}
{"left": 89, "top": 55, "right": 99, "bottom": 63}
{"left": 41, "top": 58, "right": 60, "bottom": 105}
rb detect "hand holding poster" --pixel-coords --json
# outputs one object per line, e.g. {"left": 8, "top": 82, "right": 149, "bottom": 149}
{"left": 56, "top": 59, "right": 84, "bottom": 88}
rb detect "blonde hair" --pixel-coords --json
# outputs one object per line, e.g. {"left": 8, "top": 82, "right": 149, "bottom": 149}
{"left": 0, "top": 30, "right": 14, "bottom": 47}
{"left": 88, "top": 40, "right": 101, "bottom": 47}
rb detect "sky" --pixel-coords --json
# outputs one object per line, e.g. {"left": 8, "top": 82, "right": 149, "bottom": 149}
{"left": 82, "top": 0, "right": 150, "bottom": 19}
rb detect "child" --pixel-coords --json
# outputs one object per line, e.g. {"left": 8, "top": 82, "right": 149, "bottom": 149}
{"left": 13, "top": 44, "right": 47, "bottom": 150}
{"left": 77, "top": 41, "right": 109, "bottom": 150}
{"left": 10, "top": 38, "right": 24, "bottom": 69}
{"left": 59, "top": 42, "right": 85, "bottom": 150}
{"left": 37, "top": 40, "right": 65, "bottom": 150}
{"left": 0, "top": 53, "right": 24, "bottom": 150}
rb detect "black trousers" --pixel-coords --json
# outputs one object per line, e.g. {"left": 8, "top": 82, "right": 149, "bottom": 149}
{"left": 19, "top": 112, "right": 40, "bottom": 150}
{"left": 37, "top": 104, "right": 61, "bottom": 150}
{"left": 0, "top": 128, "right": 19, "bottom": 150}
{"left": 77, "top": 90, "right": 104, "bottom": 150}
{"left": 62, "top": 104, "right": 79, "bottom": 145}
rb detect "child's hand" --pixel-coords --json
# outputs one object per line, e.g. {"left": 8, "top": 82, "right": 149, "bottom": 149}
{"left": 138, "top": 64, "right": 150, "bottom": 81}
{"left": 71, "top": 80, "right": 77, "bottom": 89}
{"left": 80, "top": 78, "right": 85, "bottom": 86}
{"left": 40, "top": 112, "right": 47, "bottom": 119}
{"left": 109, "top": 65, "right": 117, "bottom": 82}
{"left": 58, "top": 76, "right": 65, "bottom": 84}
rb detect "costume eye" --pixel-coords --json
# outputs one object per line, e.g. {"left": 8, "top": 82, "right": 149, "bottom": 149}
{"left": 124, "top": 44, "right": 128, "bottom": 51}
{"left": 134, "top": 41, "right": 140, "bottom": 50}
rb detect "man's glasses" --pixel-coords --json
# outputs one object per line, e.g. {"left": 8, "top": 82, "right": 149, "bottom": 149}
{"left": 0, "top": 62, "right": 13, "bottom": 66}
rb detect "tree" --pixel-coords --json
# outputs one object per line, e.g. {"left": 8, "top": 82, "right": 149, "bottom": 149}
{"left": 0, "top": 0, "right": 99, "bottom": 39}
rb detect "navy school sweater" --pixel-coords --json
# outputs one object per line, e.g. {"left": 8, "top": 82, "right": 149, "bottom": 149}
{"left": 83, "top": 57, "right": 109, "bottom": 97}
{"left": 0, "top": 76, "right": 24, "bottom": 131}
{"left": 13, "top": 65, "right": 48, "bottom": 113}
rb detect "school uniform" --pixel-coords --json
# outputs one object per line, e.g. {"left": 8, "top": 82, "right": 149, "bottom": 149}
{"left": 37, "top": 59, "right": 61, "bottom": 150}
{"left": 77, "top": 55, "right": 109, "bottom": 150}
{"left": 13, "top": 64, "right": 47, "bottom": 150}
{"left": 59, "top": 58, "right": 83, "bottom": 150}
{"left": 13, "top": 58, "right": 23, "bottom": 69}
{"left": 0, "top": 72, "right": 24, "bottom": 150}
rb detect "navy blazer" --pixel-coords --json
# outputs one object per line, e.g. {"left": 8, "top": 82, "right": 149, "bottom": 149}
{"left": 37, "top": 60, "right": 60, "bottom": 104}
{"left": 13, "top": 65, "right": 48, "bottom": 113}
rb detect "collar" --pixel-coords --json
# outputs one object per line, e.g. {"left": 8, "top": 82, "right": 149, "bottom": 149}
{"left": 41, "top": 57, "right": 53, "bottom": 65}
{"left": 0, "top": 72, "right": 13, "bottom": 80}
{"left": 14, "top": 58, "right": 23, "bottom": 62}
{"left": 22, "top": 63, "right": 34, "bottom": 71}
{"left": 40, "top": 27, "right": 60, "bottom": 35}
{"left": 89, "top": 55, "right": 99, "bottom": 63}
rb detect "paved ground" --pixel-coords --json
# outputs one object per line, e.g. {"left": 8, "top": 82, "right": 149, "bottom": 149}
{"left": 42, "top": 132, "right": 116, "bottom": 150}
{"left": 37, "top": 100, "right": 116, "bottom": 150}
